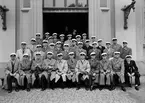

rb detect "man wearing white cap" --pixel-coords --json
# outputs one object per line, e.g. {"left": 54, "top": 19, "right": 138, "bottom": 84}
{"left": 82, "top": 33, "right": 87, "bottom": 44}
{"left": 120, "top": 41, "right": 132, "bottom": 59}
{"left": 76, "top": 35, "right": 82, "bottom": 43}
{"left": 69, "top": 39, "right": 78, "bottom": 53}
{"left": 124, "top": 55, "right": 140, "bottom": 90}
{"left": 33, "top": 44, "right": 46, "bottom": 60}
{"left": 99, "top": 53, "right": 112, "bottom": 90}
{"left": 64, "top": 34, "right": 72, "bottom": 46}
{"left": 110, "top": 51, "right": 126, "bottom": 91}
{"left": 89, "top": 52, "right": 100, "bottom": 90}
{"left": 62, "top": 44, "right": 71, "bottom": 60}
{"left": 104, "top": 42, "right": 115, "bottom": 60}
{"left": 31, "top": 52, "right": 43, "bottom": 88}
{"left": 54, "top": 41, "right": 63, "bottom": 55}
{"left": 90, "top": 36, "right": 96, "bottom": 46}
{"left": 35, "top": 33, "right": 43, "bottom": 45}
{"left": 19, "top": 53, "right": 31, "bottom": 91}
{"left": 47, "top": 43, "right": 57, "bottom": 59}
{"left": 75, "top": 52, "right": 91, "bottom": 90}
{"left": 111, "top": 38, "right": 122, "bottom": 54}
{"left": 52, "top": 33, "right": 58, "bottom": 43}
{"left": 55, "top": 53, "right": 68, "bottom": 88}
{"left": 59, "top": 34, "right": 65, "bottom": 45}
{"left": 89, "top": 42, "right": 101, "bottom": 60}
{"left": 44, "top": 32, "right": 50, "bottom": 40}
{"left": 97, "top": 39, "right": 105, "bottom": 54}
{"left": 67, "top": 52, "right": 77, "bottom": 87}
{"left": 76, "top": 42, "right": 86, "bottom": 60}
{"left": 42, "top": 40, "right": 49, "bottom": 52}
{"left": 4, "top": 53, "right": 20, "bottom": 93}
{"left": 16, "top": 42, "right": 31, "bottom": 61}
{"left": 41, "top": 52, "right": 56, "bottom": 90}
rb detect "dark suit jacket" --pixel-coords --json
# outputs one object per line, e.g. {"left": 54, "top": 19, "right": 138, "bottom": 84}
{"left": 97, "top": 46, "right": 106, "bottom": 54}
{"left": 124, "top": 60, "right": 139, "bottom": 74}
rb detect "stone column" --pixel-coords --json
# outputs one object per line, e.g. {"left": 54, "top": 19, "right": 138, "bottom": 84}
{"left": 89, "top": 0, "right": 99, "bottom": 39}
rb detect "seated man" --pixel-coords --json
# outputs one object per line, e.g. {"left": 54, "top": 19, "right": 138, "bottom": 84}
{"left": 67, "top": 52, "right": 77, "bottom": 87}
{"left": 89, "top": 52, "right": 100, "bottom": 90}
{"left": 124, "top": 55, "right": 140, "bottom": 90}
{"left": 75, "top": 52, "right": 91, "bottom": 90}
{"left": 4, "top": 53, "right": 20, "bottom": 93}
{"left": 19, "top": 53, "right": 32, "bottom": 91}
{"left": 31, "top": 52, "right": 43, "bottom": 88}
{"left": 99, "top": 53, "right": 112, "bottom": 90}
{"left": 110, "top": 52, "right": 126, "bottom": 92}
{"left": 55, "top": 53, "right": 68, "bottom": 88}
{"left": 41, "top": 52, "right": 56, "bottom": 90}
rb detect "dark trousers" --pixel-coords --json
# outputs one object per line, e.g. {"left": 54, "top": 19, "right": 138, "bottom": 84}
{"left": 112, "top": 74, "right": 124, "bottom": 87}
{"left": 41, "top": 75, "right": 47, "bottom": 89}
{"left": 7, "top": 74, "right": 19, "bottom": 91}
{"left": 77, "top": 73, "right": 90, "bottom": 88}
{"left": 125, "top": 72, "right": 140, "bottom": 86}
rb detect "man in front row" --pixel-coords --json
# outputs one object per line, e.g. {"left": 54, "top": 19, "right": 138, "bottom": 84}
{"left": 4, "top": 53, "right": 20, "bottom": 93}
{"left": 110, "top": 51, "right": 126, "bottom": 92}
{"left": 75, "top": 52, "right": 91, "bottom": 90}
{"left": 124, "top": 55, "right": 140, "bottom": 90}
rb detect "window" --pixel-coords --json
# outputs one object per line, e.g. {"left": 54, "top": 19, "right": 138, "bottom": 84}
{"left": 78, "top": 0, "right": 88, "bottom": 7}
{"left": 23, "top": 0, "right": 31, "bottom": 8}
{"left": 44, "top": 0, "right": 53, "bottom": 7}
{"left": 100, "top": 0, "right": 107, "bottom": 7}
{"left": 55, "top": 0, "right": 65, "bottom": 7}
{"left": 67, "top": 0, "right": 76, "bottom": 7}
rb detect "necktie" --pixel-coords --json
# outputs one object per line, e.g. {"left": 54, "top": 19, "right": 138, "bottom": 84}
{"left": 11, "top": 62, "right": 14, "bottom": 74}
{"left": 22, "top": 49, "right": 25, "bottom": 54}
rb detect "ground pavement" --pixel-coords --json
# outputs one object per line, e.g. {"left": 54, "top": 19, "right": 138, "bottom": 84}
{"left": 0, "top": 76, "right": 145, "bottom": 103}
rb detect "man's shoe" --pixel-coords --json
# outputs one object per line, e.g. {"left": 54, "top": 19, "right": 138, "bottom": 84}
{"left": 135, "top": 86, "right": 139, "bottom": 91}
{"left": 8, "top": 90, "right": 12, "bottom": 93}
{"left": 41, "top": 88, "right": 45, "bottom": 91}
{"left": 27, "top": 88, "right": 30, "bottom": 92}
{"left": 121, "top": 87, "right": 126, "bottom": 92}
{"left": 90, "top": 86, "right": 93, "bottom": 91}
{"left": 15, "top": 88, "right": 19, "bottom": 92}
{"left": 76, "top": 87, "right": 80, "bottom": 90}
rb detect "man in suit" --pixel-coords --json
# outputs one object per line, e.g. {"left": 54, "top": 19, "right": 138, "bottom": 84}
{"left": 16, "top": 42, "right": 31, "bottom": 61}
{"left": 90, "top": 36, "right": 96, "bottom": 47}
{"left": 120, "top": 41, "right": 132, "bottom": 59}
{"left": 52, "top": 33, "right": 58, "bottom": 43}
{"left": 124, "top": 55, "right": 140, "bottom": 90}
{"left": 75, "top": 52, "right": 91, "bottom": 90}
{"left": 82, "top": 33, "right": 87, "bottom": 45}
{"left": 59, "top": 34, "right": 65, "bottom": 45}
{"left": 35, "top": 33, "right": 43, "bottom": 45}
{"left": 42, "top": 40, "right": 49, "bottom": 53}
{"left": 110, "top": 52, "right": 126, "bottom": 92}
{"left": 4, "top": 53, "right": 20, "bottom": 93}
{"left": 44, "top": 32, "right": 50, "bottom": 40}
{"left": 83, "top": 40, "right": 93, "bottom": 60}
{"left": 97, "top": 39, "right": 105, "bottom": 54}
{"left": 111, "top": 38, "right": 122, "bottom": 54}
{"left": 19, "top": 53, "right": 32, "bottom": 91}
{"left": 103, "top": 42, "right": 114, "bottom": 60}
{"left": 65, "top": 34, "right": 72, "bottom": 46}
{"left": 62, "top": 44, "right": 70, "bottom": 60}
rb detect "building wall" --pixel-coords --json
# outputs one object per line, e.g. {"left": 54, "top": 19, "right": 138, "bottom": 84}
{"left": 115, "top": 0, "right": 144, "bottom": 61}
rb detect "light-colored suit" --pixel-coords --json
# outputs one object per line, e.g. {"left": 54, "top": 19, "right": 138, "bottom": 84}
{"left": 16, "top": 49, "right": 31, "bottom": 61}
{"left": 55, "top": 60, "right": 68, "bottom": 82}
{"left": 4, "top": 60, "right": 20, "bottom": 89}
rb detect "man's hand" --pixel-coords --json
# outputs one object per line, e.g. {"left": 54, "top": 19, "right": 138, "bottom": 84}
{"left": 128, "top": 73, "right": 131, "bottom": 76}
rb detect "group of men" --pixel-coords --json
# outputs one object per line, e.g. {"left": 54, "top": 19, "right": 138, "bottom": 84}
{"left": 3, "top": 32, "right": 140, "bottom": 93}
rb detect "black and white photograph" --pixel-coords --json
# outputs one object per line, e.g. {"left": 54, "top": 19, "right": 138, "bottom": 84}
{"left": 0, "top": 0, "right": 145, "bottom": 103}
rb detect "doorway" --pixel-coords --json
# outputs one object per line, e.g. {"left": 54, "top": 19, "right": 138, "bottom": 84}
{"left": 43, "top": 13, "right": 88, "bottom": 38}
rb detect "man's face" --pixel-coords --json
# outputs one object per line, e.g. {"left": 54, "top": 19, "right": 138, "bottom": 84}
{"left": 49, "top": 45, "right": 55, "bottom": 49}
{"left": 72, "top": 41, "right": 76, "bottom": 45}
{"left": 106, "top": 44, "right": 110, "bottom": 48}
{"left": 31, "top": 41, "right": 36, "bottom": 45}
{"left": 56, "top": 44, "right": 61, "bottom": 48}
{"left": 113, "top": 40, "right": 117, "bottom": 44}
{"left": 47, "top": 54, "right": 52, "bottom": 59}
{"left": 126, "top": 58, "right": 131, "bottom": 62}
{"left": 23, "top": 56, "right": 29, "bottom": 60}
{"left": 64, "top": 46, "right": 69, "bottom": 50}
{"left": 69, "top": 54, "right": 74, "bottom": 59}
{"left": 68, "top": 36, "right": 72, "bottom": 40}
{"left": 123, "top": 43, "right": 127, "bottom": 47}
{"left": 60, "top": 36, "right": 64, "bottom": 40}
{"left": 11, "top": 55, "right": 16, "bottom": 61}
{"left": 53, "top": 35, "right": 57, "bottom": 39}
{"left": 86, "top": 42, "right": 90, "bottom": 46}
{"left": 80, "top": 55, "right": 85, "bottom": 59}
{"left": 83, "top": 35, "right": 87, "bottom": 39}
{"left": 114, "top": 54, "right": 120, "bottom": 58}
{"left": 91, "top": 38, "right": 95, "bottom": 42}
{"left": 78, "top": 44, "right": 83, "bottom": 48}
{"left": 49, "top": 39, "right": 53, "bottom": 43}
{"left": 98, "top": 42, "right": 102, "bottom": 46}
{"left": 21, "top": 44, "right": 26, "bottom": 49}
{"left": 45, "top": 35, "right": 49, "bottom": 38}
{"left": 58, "top": 55, "right": 63, "bottom": 60}
{"left": 92, "top": 44, "right": 97, "bottom": 48}
{"left": 76, "top": 37, "right": 81, "bottom": 41}
{"left": 37, "top": 47, "right": 42, "bottom": 51}
{"left": 36, "top": 55, "right": 41, "bottom": 60}
{"left": 102, "top": 55, "right": 107, "bottom": 60}
{"left": 91, "top": 55, "right": 96, "bottom": 59}
{"left": 43, "top": 43, "right": 48, "bottom": 47}
{"left": 36, "top": 35, "right": 40, "bottom": 39}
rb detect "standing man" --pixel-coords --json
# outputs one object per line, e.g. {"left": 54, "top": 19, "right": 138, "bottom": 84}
{"left": 124, "top": 55, "right": 140, "bottom": 90}
{"left": 16, "top": 42, "right": 31, "bottom": 61}
{"left": 103, "top": 42, "right": 114, "bottom": 60}
{"left": 90, "top": 36, "right": 96, "bottom": 46}
{"left": 111, "top": 38, "right": 122, "bottom": 54}
{"left": 4, "top": 53, "right": 20, "bottom": 93}
{"left": 52, "top": 33, "right": 58, "bottom": 43}
{"left": 35, "top": 33, "right": 43, "bottom": 45}
{"left": 62, "top": 44, "right": 71, "bottom": 60}
{"left": 75, "top": 52, "right": 91, "bottom": 90}
{"left": 89, "top": 42, "right": 102, "bottom": 60}
{"left": 110, "top": 52, "right": 126, "bottom": 92}
{"left": 82, "top": 33, "right": 87, "bottom": 45}
{"left": 97, "top": 39, "right": 105, "bottom": 54}
{"left": 65, "top": 34, "right": 72, "bottom": 46}
{"left": 83, "top": 40, "right": 93, "bottom": 60}
{"left": 120, "top": 41, "right": 132, "bottom": 59}
{"left": 44, "top": 32, "right": 50, "bottom": 40}
{"left": 76, "top": 42, "right": 86, "bottom": 60}
{"left": 59, "top": 34, "right": 65, "bottom": 45}
{"left": 42, "top": 40, "right": 49, "bottom": 53}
